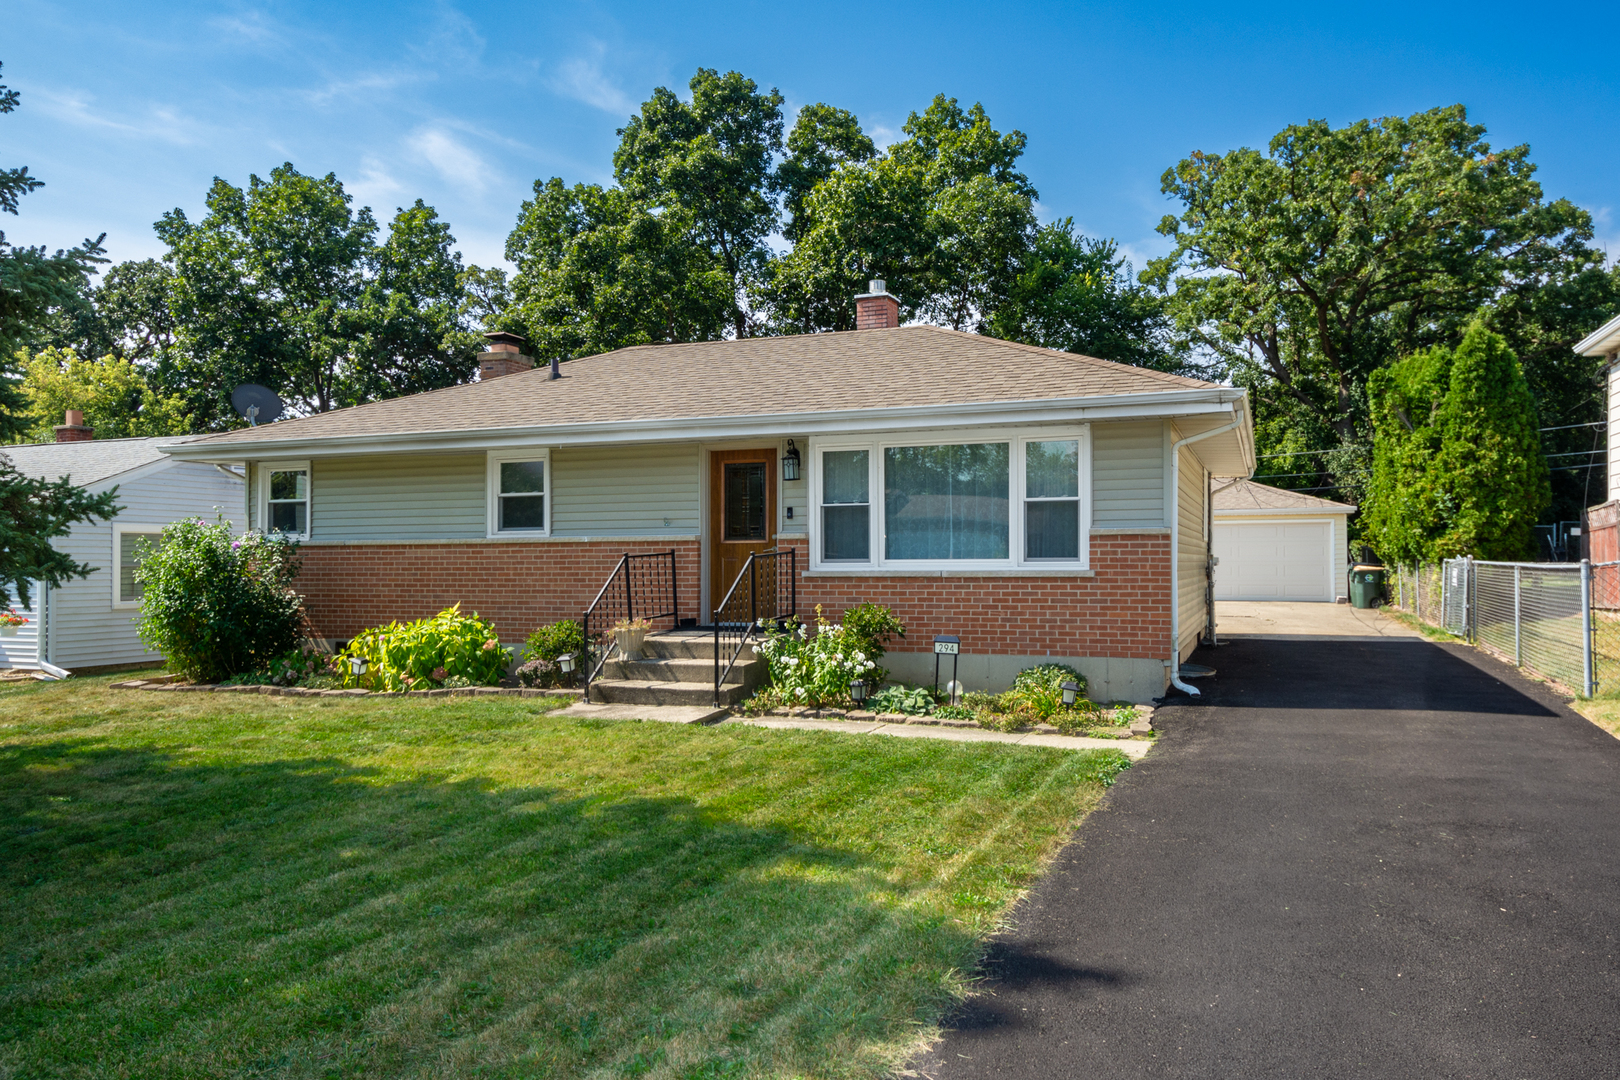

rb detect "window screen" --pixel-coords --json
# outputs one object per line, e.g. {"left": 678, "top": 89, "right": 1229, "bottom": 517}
{"left": 498, "top": 459, "right": 547, "bottom": 531}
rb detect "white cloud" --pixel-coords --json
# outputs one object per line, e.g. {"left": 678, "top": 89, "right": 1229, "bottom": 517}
{"left": 347, "top": 157, "right": 406, "bottom": 210}
{"left": 549, "top": 42, "right": 635, "bottom": 116}
{"left": 407, "top": 127, "right": 490, "bottom": 194}
{"left": 29, "top": 87, "right": 200, "bottom": 146}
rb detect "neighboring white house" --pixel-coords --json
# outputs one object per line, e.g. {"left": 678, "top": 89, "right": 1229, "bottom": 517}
{"left": 1, "top": 429, "right": 243, "bottom": 672}
{"left": 1211, "top": 478, "right": 1356, "bottom": 603}
{"left": 1576, "top": 312, "right": 1620, "bottom": 505}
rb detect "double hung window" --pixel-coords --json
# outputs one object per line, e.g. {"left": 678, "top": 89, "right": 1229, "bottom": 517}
{"left": 260, "top": 462, "right": 311, "bottom": 539}
{"left": 113, "top": 524, "right": 165, "bottom": 606}
{"left": 486, "top": 450, "right": 551, "bottom": 536}
{"left": 812, "top": 429, "right": 1088, "bottom": 570}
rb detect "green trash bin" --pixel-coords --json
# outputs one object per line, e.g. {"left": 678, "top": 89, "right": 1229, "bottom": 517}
{"left": 1349, "top": 565, "right": 1385, "bottom": 609}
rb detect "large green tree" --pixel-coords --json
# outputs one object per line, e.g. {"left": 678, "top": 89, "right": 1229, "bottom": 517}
{"left": 1363, "top": 320, "right": 1549, "bottom": 563}
{"left": 986, "top": 221, "right": 1192, "bottom": 373}
{"left": 613, "top": 69, "right": 785, "bottom": 338}
{"left": 766, "top": 95, "right": 1036, "bottom": 334}
{"left": 155, "top": 165, "right": 482, "bottom": 426}
{"left": 503, "top": 179, "right": 732, "bottom": 358}
{"left": 1147, "top": 105, "right": 1600, "bottom": 504}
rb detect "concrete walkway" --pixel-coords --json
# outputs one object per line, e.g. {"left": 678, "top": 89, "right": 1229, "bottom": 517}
{"left": 915, "top": 632, "right": 1620, "bottom": 1078}
{"left": 1215, "top": 599, "right": 1424, "bottom": 639}
{"left": 727, "top": 716, "right": 1152, "bottom": 758}
{"left": 551, "top": 703, "right": 1153, "bottom": 757}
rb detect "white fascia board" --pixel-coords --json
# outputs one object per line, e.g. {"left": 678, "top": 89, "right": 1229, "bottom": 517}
{"left": 162, "top": 388, "right": 1249, "bottom": 462}
{"left": 1213, "top": 507, "right": 1355, "bottom": 518}
{"left": 1575, "top": 312, "right": 1620, "bottom": 357}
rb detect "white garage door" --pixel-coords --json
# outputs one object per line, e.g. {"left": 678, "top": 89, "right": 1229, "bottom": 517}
{"left": 1214, "top": 520, "right": 1333, "bottom": 602}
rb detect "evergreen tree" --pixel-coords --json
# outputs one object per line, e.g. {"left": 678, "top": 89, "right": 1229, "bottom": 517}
{"left": 1364, "top": 320, "right": 1548, "bottom": 562}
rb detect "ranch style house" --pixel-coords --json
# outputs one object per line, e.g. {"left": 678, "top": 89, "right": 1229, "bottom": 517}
{"left": 162, "top": 283, "right": 1255, "bottom": 702}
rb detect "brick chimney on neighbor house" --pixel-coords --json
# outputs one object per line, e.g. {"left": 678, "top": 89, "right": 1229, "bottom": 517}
{"left": 478, "top": 331, "right": 535, "bottom": 380}
{"left": 855, "top": 280, "right": 900, "bottom": 330}
{"left": 54, "top": 409, "right": 94, "bottom": 442}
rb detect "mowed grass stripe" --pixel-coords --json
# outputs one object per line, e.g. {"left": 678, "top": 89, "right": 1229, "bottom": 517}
{"left": 1, "top": 678, "right": 1126, "bottom": 1079}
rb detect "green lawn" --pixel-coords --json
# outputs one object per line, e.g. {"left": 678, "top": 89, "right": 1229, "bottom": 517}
{"left": 0, "top": 677, "right": 1128, "bottom": 1079}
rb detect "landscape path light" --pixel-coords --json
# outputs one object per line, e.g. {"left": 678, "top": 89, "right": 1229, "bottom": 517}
{"left": 849, "top": 678, "right": 867, "bottom": 706}
{"left": 349, "top": 656, "right": 368, "bottom": 677}
{"left": 1061, "top": 680, "right": 1080, "bottom": 707}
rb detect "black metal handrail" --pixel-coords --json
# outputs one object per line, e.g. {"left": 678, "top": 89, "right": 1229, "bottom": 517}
{"left": 581, "top": 550, "right": 678, "bottom": 702}
{"left": 712, "top": 548, "right": 796, "bottom": 704}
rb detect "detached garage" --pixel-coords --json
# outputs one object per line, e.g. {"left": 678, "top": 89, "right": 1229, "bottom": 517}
{"left": 1212, "top": 479, "right": 1355, "bottom": 603}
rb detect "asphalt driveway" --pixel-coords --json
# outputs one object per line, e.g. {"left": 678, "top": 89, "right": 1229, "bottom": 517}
{"left": 913, "top": 630, "right": 1620, "bottom": 1079}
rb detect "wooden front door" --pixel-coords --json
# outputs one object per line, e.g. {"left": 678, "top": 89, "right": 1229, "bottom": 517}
{"left": 709, "top": 448, "right": 777, "bottom": 615}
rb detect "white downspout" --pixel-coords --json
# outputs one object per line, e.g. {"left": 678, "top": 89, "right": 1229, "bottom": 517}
{"left": 1168, "top": 416, "right": 1244, "bottom": 697}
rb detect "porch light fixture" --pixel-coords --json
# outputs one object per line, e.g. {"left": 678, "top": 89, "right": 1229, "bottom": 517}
{"left": 349, "top": 656, "right": 368, "bottom": 677}
{"left": 849, "top": 678, "right": 867, "bottom": 705}
{"left": 783, "top": 439, "right": 802, "bottom": 482}
{"left": 1060, "top": 680, "right": 1079, "bottom": 707}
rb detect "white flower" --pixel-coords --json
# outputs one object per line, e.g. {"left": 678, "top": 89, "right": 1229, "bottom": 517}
{"left": 794, "top": 686, "right": 806, "bottom": 698}
{"left": 853, "top": 651, "right": 866, "bottom": 662}
{"left": 797, "top": 627, "right": 807, "bottom": 640}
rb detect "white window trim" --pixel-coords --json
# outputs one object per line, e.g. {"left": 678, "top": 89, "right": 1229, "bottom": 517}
{"left": 808, "top": 426, "right": 1092, "bottom": 572}
{"left": 486, "top": 449, "right": 552, "bottom": 538}
{"left": 257, "top": 460, "right": 312, "bottom": 541}
{"left": 111, "top": 522, "right": 168, "bottom": 609}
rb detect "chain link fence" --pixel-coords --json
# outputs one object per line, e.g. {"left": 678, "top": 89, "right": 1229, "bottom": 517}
{"left": 1389, "top": 558, "right": 1610, "bottom": 696}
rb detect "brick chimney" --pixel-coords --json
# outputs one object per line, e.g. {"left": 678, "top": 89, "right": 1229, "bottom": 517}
{"left": 478, "top": 331, "right": 535, "bottom": 380}
{"left": 855, "top": 280, "right": 900, "bottom": 330}
{"left": 54, "top": 409, "right": 94, "bottom": 442}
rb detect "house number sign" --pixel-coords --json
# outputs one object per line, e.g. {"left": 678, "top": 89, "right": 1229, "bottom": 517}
{"left": 933, "top": 637, "right": 960, "bottom": 655}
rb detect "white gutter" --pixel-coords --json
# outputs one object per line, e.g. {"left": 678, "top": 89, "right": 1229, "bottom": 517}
{"left": 1575, "top": 312, "right": 1620, "bottom": 357}
{"left": 1168, "top": 414, "right": 1245, "bottom": 697}
{"left": 161, "top": 387, "right": 1251, "bottom": 462}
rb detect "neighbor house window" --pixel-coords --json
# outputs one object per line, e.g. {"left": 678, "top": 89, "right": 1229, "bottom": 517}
{"left": 260, "top": 462, "right": 311, "bottom": 539}
{"left": 820, "top": 449, "right": 869, "bottom": 561}
{"left": 812, "top": 429, "right": 1088, "bottom": 570}
{"left": 113, "top": 524, "right": 165, "bottom": 607}
{"left": 486, "top": 450, "right": 551, "bottom": 536}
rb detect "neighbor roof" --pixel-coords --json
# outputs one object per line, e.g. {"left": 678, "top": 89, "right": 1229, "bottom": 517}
{"left": 1, "top": 436, "right": 199, "bottom": 487}
{"left": 172, "top": 326, "right": 1218, "bottom": 451}
{"left": 1575, "top": 312, "right": 1620, "bottom": 358}
{"left": 1212, "top": 478, "right": 1356, "bottom": 514}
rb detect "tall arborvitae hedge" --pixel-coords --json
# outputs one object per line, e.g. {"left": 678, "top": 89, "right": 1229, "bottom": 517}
{"left": 1364, "top": 320, "right": 1549, "bottom": 563}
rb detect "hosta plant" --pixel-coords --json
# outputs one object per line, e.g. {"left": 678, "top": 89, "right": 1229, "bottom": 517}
{"left": 340, "top": 605, "right": 508, "bottom": 691}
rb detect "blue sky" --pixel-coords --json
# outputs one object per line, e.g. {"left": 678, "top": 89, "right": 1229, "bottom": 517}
{"left": 5, "top": 0, "right": 1617, "bottom": 278}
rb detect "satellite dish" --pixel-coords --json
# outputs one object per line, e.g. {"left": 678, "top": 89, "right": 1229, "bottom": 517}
{"left": 231, "top": 384, "right": 283, "bottom": 426}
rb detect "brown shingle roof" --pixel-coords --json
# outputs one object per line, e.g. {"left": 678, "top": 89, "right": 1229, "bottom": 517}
{"left": 1212, "top": 478, "right": 1356, "bottom": 514}
{"left": 182, "top": 326, "right": 1216, "bottom": 449}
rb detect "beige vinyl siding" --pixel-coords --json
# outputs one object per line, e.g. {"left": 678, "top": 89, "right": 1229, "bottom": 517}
{"left": 309, "top": 454, "right": 486, "bottom": 541}
{"left": 1092, "top": 420, "right": 1166, "bottom": 528}
{"left": 1177, "top": 445, "right": 1209, "bottom": 658}
{"left": 551, "top": 443, "right": 700, "bottom": 537}
{"left": 48, "top": 462, "right": 243, "bottom": 669}
{"left": 778, "top": 436, "right": 808, "bottom": 537}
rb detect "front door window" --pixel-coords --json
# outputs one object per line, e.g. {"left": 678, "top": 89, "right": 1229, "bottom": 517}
{"left": 723, "top": 462, "right": 767, "bottom": 540}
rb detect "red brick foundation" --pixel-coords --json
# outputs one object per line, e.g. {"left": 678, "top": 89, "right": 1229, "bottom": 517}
{"left": 292, "top": 533, "right": 1173, "bottom": 658}
{"left": 781, "top": 534, "right": 1172, "bottom": 660}
{"left": 295, "top": 539, "right": 702, "bottom": 642}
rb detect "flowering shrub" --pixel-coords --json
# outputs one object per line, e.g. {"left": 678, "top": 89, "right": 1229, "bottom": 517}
{"left": 339, "top": 604, "right": 508, "bottom": 692}
{"left": 838, "top": 603, "right": 905, "bottom": 683}
{"left": 266, "top": 647, "right": 329, "bottom": 687}
{"left": 521, "top": 619, "right": 586, "bottom": 687}
{"left": 0, "top": 607, "right": 26, "bottom": 628}
{"left": 135, "top": 517, "right": 304, "bottom": 682}
{"left": 754, "top": 605, "right": 877, "bottom": 706}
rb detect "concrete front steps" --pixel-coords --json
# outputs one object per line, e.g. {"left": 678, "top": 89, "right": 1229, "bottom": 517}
{"left": 587, "top": 628, "right": 767, "bottom": 708}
